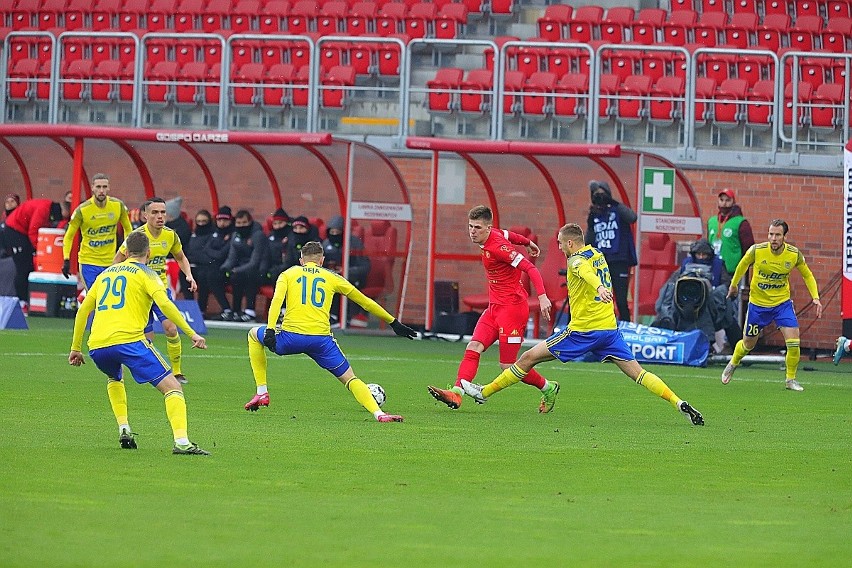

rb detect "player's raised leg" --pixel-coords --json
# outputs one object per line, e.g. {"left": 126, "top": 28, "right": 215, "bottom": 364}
{"left": 614, "top": 359, "right": 704, "bottom": 426}
{"left": 338, "top": 368, "right": 403, "bottom": 422}
{"left": 246, "top": 326, "right": 271, "bottom": 411}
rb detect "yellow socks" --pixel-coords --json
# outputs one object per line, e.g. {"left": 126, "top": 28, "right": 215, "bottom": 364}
{"left": 248, "top": 329, "right": 268, "bottom": 388}
{"left": 731, "top": 340, "right": 753, "bottom": 366}
{"left": 346, "top": 378, "right": 380, "bottom": 414}
{"left": 166, "top": 334, "right": 182, "bottom": 375}
{"left": 164, "top": 389, "right": 188, "bottom": 442}
{"left": 785, "top": 338, "right": 800, "bottom": 380}
{"left": 636, "top": 371, "right": 680, "bottom": 408}
{"left": 106, "top": 379, "right": 128, "bottom": 427}
{"left": 482, "top": 364, "right": 528, "bottom": 398}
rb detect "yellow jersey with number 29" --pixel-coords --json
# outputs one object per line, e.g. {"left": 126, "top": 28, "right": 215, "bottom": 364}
{"left": 566, "top": 244, "right": 618, "bottom": 333}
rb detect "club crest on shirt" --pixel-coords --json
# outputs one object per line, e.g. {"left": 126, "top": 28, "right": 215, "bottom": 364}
{"left": 785, "top": 262, "right": 791, "bottom": 268}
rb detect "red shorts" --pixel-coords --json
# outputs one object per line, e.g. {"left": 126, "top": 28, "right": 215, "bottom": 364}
{"left": 471, "top": 301, "right": 529, "bottom": 364}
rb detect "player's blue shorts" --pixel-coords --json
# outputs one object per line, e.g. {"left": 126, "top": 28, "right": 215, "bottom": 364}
{"left": 256, "top": 325, "right": 350, "bottom": 377}
{"left": 545, "top": 328, "right": 635, "bottom": 363}
{"left": 744, "top": 300, "right": 799, "bottom": 337}
{"left": 145, "top": 288, "right": 174, "bottom": 334}
{"left": 89, "top": 339, "right": 171, "bottom": 386}
{"left": 80, "top": 264, "right": 107, "bottom": 289}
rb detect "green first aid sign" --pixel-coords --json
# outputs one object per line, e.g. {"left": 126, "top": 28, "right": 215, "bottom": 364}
{"left": 641, "top": 167, "right": 675, "bottom": 214}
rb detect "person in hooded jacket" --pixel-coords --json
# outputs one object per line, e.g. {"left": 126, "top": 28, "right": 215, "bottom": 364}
{"left": 207, "top": 206, "right": 236, "bottom": 320}
{"left": 283, "top": 216, "right": 314, "bottom": 270}
{"left": 585, "top": 180, "right": 637, "bottom": 322}
{"left": 184, "top": 209, "right": 216, "bottom": 315}
{"left": 221, "top": 209, "right": 266, "bottom": 322}
{"left": 261, "top": 208, "right": 291, "bottom": 286}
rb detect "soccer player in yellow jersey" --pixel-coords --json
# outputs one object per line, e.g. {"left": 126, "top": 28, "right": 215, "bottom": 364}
{"left": 69, "top": 230, "right": 209, "bottom": 454}
{"left": 461, "top": 223, "right": 704, "bottom": 425}
{"left": 114, "top": 197, "right": 197, "bottom": 385}
{"left": 721, "top": 219, "right": 822, "bottom": 391}
{"left": 61, "top": 173, "right": 132, "bottom": 288}
{"left": 244, "top": 241, "right": 417, "bottom": 422}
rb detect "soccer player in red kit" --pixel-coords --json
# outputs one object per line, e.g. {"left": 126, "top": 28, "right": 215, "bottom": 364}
{"left": 427, "top": 205, "right": 559, "bottom": 412}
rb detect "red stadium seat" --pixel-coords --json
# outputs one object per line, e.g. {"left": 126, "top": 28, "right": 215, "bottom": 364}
{"left": 426, "top": 67, "right": 463, "bottom": 113}
{"left": 692, "top": 12, "right": 726, "bottom": 47}
{"left": 713, "top": 78, "right": 748, "bottom": 128}
{"left": 62, "top": 58, "right": 94, "bottom": 101}
{"left": 145, "top": 0, "right": 177, "bottom": 32}
{"left": 649, "top": 75, "right": 686, "bottom": 127}
{"left": 201, "top": 0, "right": 230, "bottom": 33}
{"left": 259, "top": 0, "right": 290, "bottom": 33}
{"left": 459, "top": 68, "right": 493, "bottom": 114}
{"left": 321, "top": 65, "right": 357, "bottom": 109}
{"left": 231, "top": 0, "right": 262, "bottom": 33}
{"left": 568, "top": 5, "right": 604, "bottom": 43}
{"left": 826, "top": 0, "right": 852, "bottom": 17}
{"left": 502, "top": 69, "right": 525, "bottom": 115}
{"left": 146, "top": 60, "right": 179, "bottom": 105}
{"left": 376, "top": 2, "right": 406, "bottom": 36}
{"left": 176, "top": 61, "right": 208, "bottom": 105}
{"left": 91, "top": 58, "right": 122, "bottom": 102}
{"left": 232, "top": 62, "right": 265, "bottom": 106}
{"left": 745, "top": 78, "right": 776, "bottom": 133}
{"left": 435, "top": 3, "right": 467, "bottom": 40}
{"left": 763, "top": 0, "right": 790, "bottom": 16}
{"left": 809, "top": 82, "right": 846, "bottom": 132}
{"left": 317, "top": 1, "right": 348, "bottom": 35}
{"left": 63, "top": 0, "right": 92, "bottom": 31}
{"left": 821, "top": 16, "right": 852, "bottom": 53}
{"left": 756, "top": 14, "right": 791, "bottom": 53}
{"left": 599, "top": 6, "right": 634, "bottom": 44}
{"left": 174, "top": 0, "right": 204, "bottom": 32}
{"left": 783, "top": 80, "right": 813, "bottom": 128}
{"left": 616, "top": 73, "right": 653, "bottom": 126}
{"left": 37, "top": 0, "right": 66, "bottom": 30}
{"left": 10, "top": 0, "right": 39, "bottom": 30}
{"left": 537, "top": 4, "right": 572, "bottom": 42}
{"left": 553, "top": 72, "right": 589, "bottom": 124}
{"left": 521, "top": 70, "right": 557, "bottom": 119}
{"left": 287, "top": 0, "right": 319, "bottom": 35}
{"left": 263, "top": 62, "right": 296, "bottom": 107}
{"left": 662, "top": 9, "right": 697, "bottom": 47}
{"left": 405, "top": 2, "right": 437, "bottom": 39}
{"left": 631, "top": 8, "right": 666, "bottom": 46}
{"left": 789, "top": 15, "right": 823, "bottom": 51}
{"left": 638, "top": 233, "right": 676, "bottom": 316}
{"left": 8, "top": 58, "right": 40, "bottom": 101}
{"left": 723, "top": 12, "right": 757, "bottom": 49}
{"left": 694, "top": 76, "right": 717, "bottom": 126}
{"left": 347, "top": 1, "right": 377, "bottom": 35}
{"left": 362, "top": 220, "right": 398, "bottom": 302}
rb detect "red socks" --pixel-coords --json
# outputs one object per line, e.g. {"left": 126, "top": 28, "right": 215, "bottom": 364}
{"left": 455, "top": 349, "right": 481, "bottom": 386}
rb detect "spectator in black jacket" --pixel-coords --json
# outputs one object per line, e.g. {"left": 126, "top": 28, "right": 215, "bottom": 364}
{"left": 221, "top": 209, "right": 266, "bottom": 322}
{"left": 283, "top": 216, "right": 314, "bottom": 270}
{"left": 184, "top": 209, "right": 215, "bottom": 315}
{"left": 208, "top": 206, "right": 236, "bottom": 320}
{"left": 261, "top": 207, "right": 290, "bottom": 285}
{"left": 323, "top": 215, "right": 372, "bottom": 325}
{"left": 165, "top": 197, "right": 193, "bottom": 298}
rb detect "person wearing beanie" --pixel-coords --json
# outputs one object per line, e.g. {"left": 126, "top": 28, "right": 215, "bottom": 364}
{"left": 260, "top": 208, "right": 291, "bottom": 287}
{"left": 206, "top": 205, "right": 236, "bottom": 320}
{"left": 220, "top": 209, "right": 266, "bottom": 322}
{"left": 3, "top": 197, "right": 68, "bottom": 305}
{"left": 586, "top": 179, "right": 637, "bottom": 322}
{"left": 707, "top": 188, "right": 754, "bottom": 352}
{"left": 283, "top": 215, "right": 314, "bottom": 270}
{"left": 707, "top": 188, "right": 755, "bottom": 276}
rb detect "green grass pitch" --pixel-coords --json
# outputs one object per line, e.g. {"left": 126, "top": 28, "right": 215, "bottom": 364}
{"left": 1, "top": 318, "right": 851, "bottom": 566}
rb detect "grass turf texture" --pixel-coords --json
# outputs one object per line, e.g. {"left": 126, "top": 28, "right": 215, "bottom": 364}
{"left": 1, "top": 318, "right": 851, "bottom": 566}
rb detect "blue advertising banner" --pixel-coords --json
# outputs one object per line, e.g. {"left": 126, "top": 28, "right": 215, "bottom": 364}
{"left": 617, "top": 321, "right": 709, "bottom": 367}
{"left": 151, "top": 300, "right": 207, "bottom": 335}
{"left": 0, "top": 296, "right": 28, "bottom": 330}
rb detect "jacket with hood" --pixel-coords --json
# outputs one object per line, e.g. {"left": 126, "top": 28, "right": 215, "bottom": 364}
{"left": 585, "top": 181, "right": 637, "bottom": 266}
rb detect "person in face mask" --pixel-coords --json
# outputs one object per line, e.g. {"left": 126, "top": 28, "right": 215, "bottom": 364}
{"left": 260, "top": 208, "right": 291, "bottom": 287}
{"left": 707, "top": 188, "right": 755, "bottom": 276}
{"left": 207, "top": 206, "right": 236, "bottom": 320}
{"left": 585, "top": 179, "right": 637, "bottom": 322}
{"left": 3, "top": 193, "right": 20, "bottom": 221}
{"left": 221, "top": 209, "right": 266, "bottom": 322}
{"left": 0, "top": 194, "right": 21, "bottom": 258}
{"left": 283, "top": 216, "right": 313, "bottom": 270}
{"left": 322, "top": 215, "right": 371, "bottom": 324}
{"left": 184, "top": 209, "right": 216, "bottom": 315}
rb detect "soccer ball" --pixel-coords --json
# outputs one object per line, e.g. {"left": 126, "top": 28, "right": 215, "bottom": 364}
{"left": 367, "top": 383, "right": 385, "bottom": 407}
